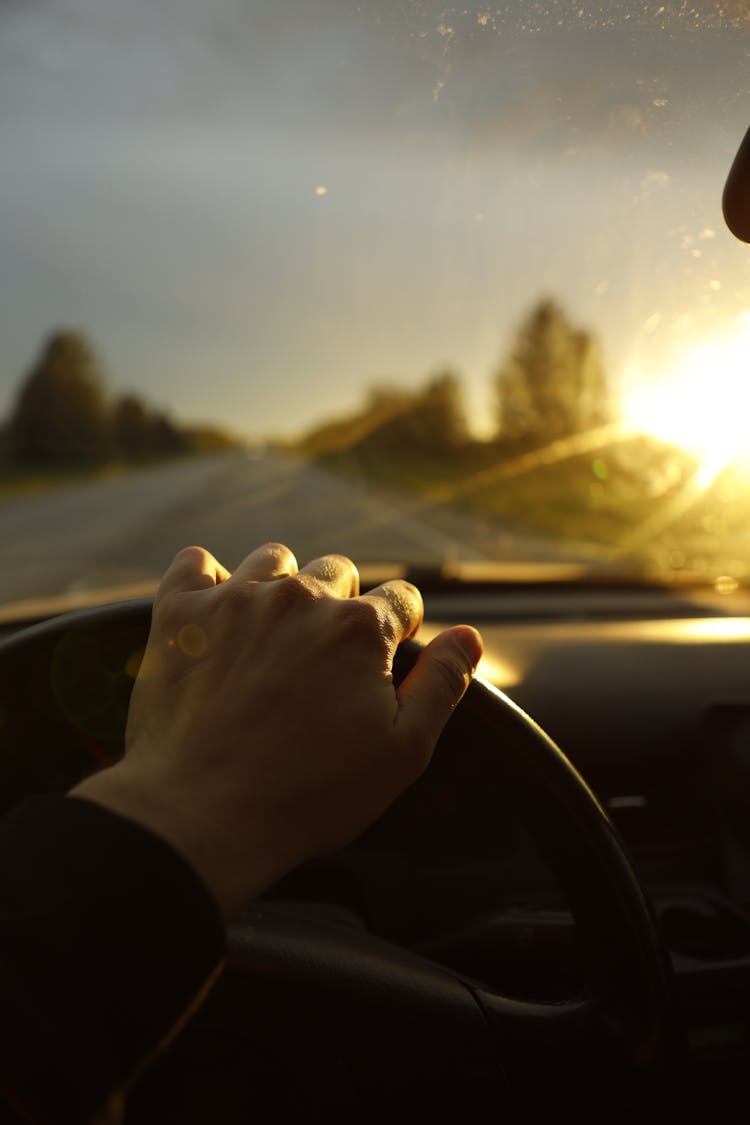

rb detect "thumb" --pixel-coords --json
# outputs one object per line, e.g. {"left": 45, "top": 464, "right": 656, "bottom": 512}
{"left": 396, "top": 626, "right": 483, "bottom": 757}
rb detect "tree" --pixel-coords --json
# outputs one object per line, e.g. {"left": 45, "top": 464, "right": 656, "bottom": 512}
{"left": 415, "top": 371, "right": 468, "bottom": 451}
{"left": 6, "top": 332, "right": 111, "bottom": 466}
{"left": 296, "top": 383, "right": 415, "bottom": 460}
{"left": 151, "top": 411, "right": 189, "bottom": 457}
{"left": 112, "top": 393, "right": 155, "bottom": 461}
{"left": 113, "top": 395, "right": 190, "bottom": 461}
{"left": 357, "top": 372, "right": 469, "bottom": 459}
{"left": 495, "top": 299, "right": 611, "bottom": 447}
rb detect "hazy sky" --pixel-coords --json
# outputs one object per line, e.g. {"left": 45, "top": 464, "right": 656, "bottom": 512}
{"left": 1, "top": 0, "right": 749, "bottom": 437}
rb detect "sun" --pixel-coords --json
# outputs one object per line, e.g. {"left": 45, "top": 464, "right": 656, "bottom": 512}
{"left": 622, "top": 313, "right": 750, "bottom": 479}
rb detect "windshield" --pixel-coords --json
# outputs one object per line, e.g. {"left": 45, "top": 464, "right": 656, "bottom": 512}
{"left": 1, "top": 1, "right": 749, "bottom": 605}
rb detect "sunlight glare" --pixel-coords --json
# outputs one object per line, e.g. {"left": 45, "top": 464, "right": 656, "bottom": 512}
{"left": 623, "top": 313, "right": 750, "bottom": 478}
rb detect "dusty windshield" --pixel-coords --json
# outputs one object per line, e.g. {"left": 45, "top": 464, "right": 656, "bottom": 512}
{"left": 1, "top": 1, "right": 749, "bottom": 605}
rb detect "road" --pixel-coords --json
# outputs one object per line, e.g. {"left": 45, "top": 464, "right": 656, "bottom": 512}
{"left": 0, "top": 451, "right": 573, "bottom": 605}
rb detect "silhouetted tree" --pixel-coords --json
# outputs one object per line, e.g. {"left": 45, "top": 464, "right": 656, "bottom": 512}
{"left": 296, "top": 383, "right": 415, "bottom": 460}
{"left": 495, "top": 299, "right": 611, "bottom": 447}
{"left": 7, "top": 332, "right": 111, "bottom": 466}
{"left": 350, "top": 373, "right": 469, "bottom": 460}
{"left": 152, "top": 411, "right": 189, "bottom": 456}
{"left": 420, "top": 371, "right": 468, "bottom": 450}
{"left": 113, "top": 396, "right": 191, "bottom": 460}
{"left": 384, "top": 372, "right": 466, "bottom": 452}
{"left": 112, "top": 393, "right": 155, "bottom": 461}
{"left": 363, "top": 385, "right": 413, "bottom": 416}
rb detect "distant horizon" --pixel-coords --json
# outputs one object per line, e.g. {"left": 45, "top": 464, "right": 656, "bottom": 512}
{"left": 0, "top": 297, "right": 617, "bottom": 446}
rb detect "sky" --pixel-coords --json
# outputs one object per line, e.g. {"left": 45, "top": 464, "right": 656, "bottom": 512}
{"left": 1, "top": 0, "right": 749, "bottom": 439}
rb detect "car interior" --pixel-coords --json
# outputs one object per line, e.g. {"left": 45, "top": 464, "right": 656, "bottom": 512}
{"left": 2, "top": 2, "right": 750, "bottom": 1122}
{"left": 2, "top": 575, "right": 750, "bottom": 1123}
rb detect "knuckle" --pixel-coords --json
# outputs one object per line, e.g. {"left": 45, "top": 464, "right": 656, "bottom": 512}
{"left": 378, "top": 580, "right": 422, "bottom": 628}
{"left": 317, "top": 553, "right": 353, "bottom": 571}
{"left": 389, "top": 578, "right": 421, "bottom": 602}
{"left": 339, "top": 598, "right": 389, "bottom": 647}
{"left": 161, "top": 546, "right": 217, "bottom": 593}
{"left": 323, "top": 553, "right": 357, "bottom": 584}
{"left": 261, "top": 541, "right": 293, "bottom": 565}
{"left": 174, "top": 544, "right": 207, "bottom": 565}
{"left": 217, "top": 581, "right": 253, "bottom": 620}
{"left": 278, "top": 572, "right": 322, "bottom": 605}
{"left": 308, "top": 555, "right": 342, "bottom": 582}
{"left": 324, "top": 552, "right": 353, "bottom": 569}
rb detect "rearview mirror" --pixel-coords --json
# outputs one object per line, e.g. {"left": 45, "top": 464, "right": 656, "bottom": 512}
{"left": 723, "top": 125, "right": 750, "bottom": 243}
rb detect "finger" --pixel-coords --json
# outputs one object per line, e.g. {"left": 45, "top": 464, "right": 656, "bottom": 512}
{"left": 299, "top": 554, "right": 359, "bottom": 598}
{"left": 232, "top": 541, "right": 299, "bottom": 584}
{"left": 157, "top": 546, "right": 231, "bottom": 599}
{"left": 361, "top": 579, "right": 424, "bottom": 643}
{"left": 395, "top": 626, "right": 483, "bottom": 754}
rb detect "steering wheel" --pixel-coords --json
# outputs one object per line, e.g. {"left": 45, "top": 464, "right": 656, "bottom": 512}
{"left": 0, "top": 599, "right": 692, "bottom": 1123}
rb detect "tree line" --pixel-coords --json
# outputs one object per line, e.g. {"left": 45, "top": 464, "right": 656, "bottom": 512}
{"left": 297, "top": 297, "right": 613, "bottom": 462}
{"left": 1, "top": 300, "right": 612, "bottom": 472}
{"left": 1, "top": 331, "right": 237, "bottom": 470}
{"left": 296, "top": 298, "right": 707, "bottom": 567}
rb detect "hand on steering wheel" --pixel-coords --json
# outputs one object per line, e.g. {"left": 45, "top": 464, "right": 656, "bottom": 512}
{"left": 0, "top": 547, "right": 690, "bottom": 1122}
{"left": 72, "top": 542, "right": 482, "bottom": 918}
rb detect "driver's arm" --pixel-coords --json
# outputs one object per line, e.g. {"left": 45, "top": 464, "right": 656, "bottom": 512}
{"left": 0, "top": 543, "right": 482, "bottom": 1123}
{"left": 0, "top": 794, "right": 224, "bottom": 1125}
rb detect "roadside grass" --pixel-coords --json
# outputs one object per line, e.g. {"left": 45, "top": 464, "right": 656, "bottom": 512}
{"left": 318, "top": 436, "right": 709, "bottom": 567}
{"left": 0, "top": 463, "right": 129, "bottom": 500}
{"left": 0, "top": 450, "right": 235, "bottom": 501}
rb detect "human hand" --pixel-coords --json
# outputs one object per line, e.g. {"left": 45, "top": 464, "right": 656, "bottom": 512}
{"left": 72, "top": 542, "right": 482, "bottom": 919}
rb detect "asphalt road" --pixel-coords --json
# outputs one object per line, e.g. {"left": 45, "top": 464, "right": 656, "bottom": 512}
{"left": 0, "top": 450, "right": 571, "bottom": 605}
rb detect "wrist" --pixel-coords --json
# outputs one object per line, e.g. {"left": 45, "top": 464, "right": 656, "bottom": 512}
{"left": 70, "top": 763, "right": 273, "bottom": 920}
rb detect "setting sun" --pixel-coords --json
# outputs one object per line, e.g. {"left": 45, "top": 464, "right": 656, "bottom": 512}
{"left": 622, "top": 313, "right": 750, "bottom": 479}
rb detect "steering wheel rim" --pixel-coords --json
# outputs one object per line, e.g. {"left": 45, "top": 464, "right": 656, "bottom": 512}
{"left": 0, "top": 599, "right": 690, "bottom": 1121}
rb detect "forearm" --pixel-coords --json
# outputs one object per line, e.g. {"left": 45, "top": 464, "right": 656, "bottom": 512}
{"left": 0, "top": 796, "right": 225, "bottom": 1124}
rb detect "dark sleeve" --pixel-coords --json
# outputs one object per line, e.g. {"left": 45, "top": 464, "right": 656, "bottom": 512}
{"left": 0, "top": 795, "right": 226, "bottom": 1125}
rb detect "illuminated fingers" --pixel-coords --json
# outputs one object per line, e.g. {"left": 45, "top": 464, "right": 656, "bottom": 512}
{"left": 299, "top": 554, "right": 360, "bottom": 598}
{"left": 232, "top": 541, "right": 299, "bottom": 583}
{"left": 158, "top": 545, "right": 231, "bottom": 597}
{"left": 159, "top": 547, "right": 421, "bottom": 663}
{"left": 360, "top": 579, "right": 424, "bottom": 643}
